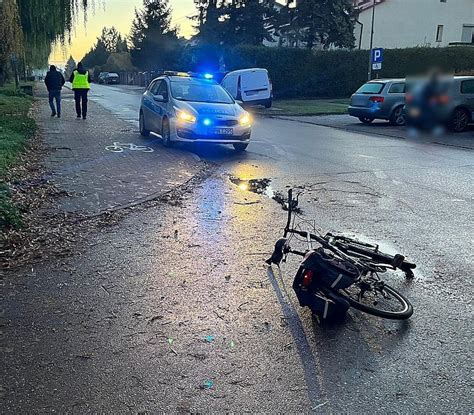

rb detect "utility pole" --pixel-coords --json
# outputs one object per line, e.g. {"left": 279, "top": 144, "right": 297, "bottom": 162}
{"left": 367, "top": 0, "right": 376, "bottom": 81}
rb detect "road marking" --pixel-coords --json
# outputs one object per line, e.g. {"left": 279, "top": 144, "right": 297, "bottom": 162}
{"left": 105, "top": 142, "right": 154, "bottom": 153}
{"left": 373, "top": 170, "right": 388, "bottom": 179}
{"left": 358, "top": 154, "right": 375, "bottom": 159}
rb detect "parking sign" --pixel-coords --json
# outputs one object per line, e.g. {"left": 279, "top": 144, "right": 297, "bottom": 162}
{"left": 372, "top": 48, "right": 384, "bottom": 63}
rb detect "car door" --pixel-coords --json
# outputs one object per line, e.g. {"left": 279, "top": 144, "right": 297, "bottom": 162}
{"left": 153, "top": 80, "right": 170, "bottom": 133}
{"left": 241, "top": 70, "right": 270, "bottom": 103}
{"left": 142, "top": 80, "right": 158, "bottom": 130}
{"left": 386, "top": 82, "right": 406, "bottom": 117}
{"left": 221, "top": 73, "right": 238, "bottom": 99}
{"left": 460, "top": 79, "right": 474, "bottom": 120}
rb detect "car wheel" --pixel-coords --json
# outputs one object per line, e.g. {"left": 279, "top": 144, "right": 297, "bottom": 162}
{"left": 139, "top": 111, "right": 150, "bottom": 137}
{"left": 233, "top": 143, "right": 248, "bottom": 152}
{"left": 264, "top": 100, "right": 272, "bottom": 109}
{"left": 390, "top": 106, "right": 406, "bottom": 126}
{"left": 358, "top": 116, "right": 374, "bottom": 124}
{"left": 162, "top": 118, "right": 172, "bottom": 147}
{"left": 450, "top": 108, "right": 469, "bottom": 132}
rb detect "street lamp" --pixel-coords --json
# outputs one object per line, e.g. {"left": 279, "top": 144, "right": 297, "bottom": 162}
{"left": 367, "top": 0, "right": 376, "bottom": 81}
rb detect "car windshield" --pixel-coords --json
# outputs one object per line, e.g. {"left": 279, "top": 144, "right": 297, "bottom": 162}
{"left": 170, "top": 79, "right": 234, "bottom": 104}
{"left": 356, "top": 82, "right": 385, "bottom": 94}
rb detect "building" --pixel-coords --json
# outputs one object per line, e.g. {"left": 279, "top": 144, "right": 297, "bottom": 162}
{"left": 354, "top": 0, "right": 474, "bottom": 49}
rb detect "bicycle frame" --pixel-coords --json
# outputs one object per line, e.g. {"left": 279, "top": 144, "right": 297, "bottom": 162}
{"left": 282, "top": 189, "right": 362, "bottom": 267}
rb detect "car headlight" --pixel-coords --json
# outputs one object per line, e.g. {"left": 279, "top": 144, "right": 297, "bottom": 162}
{"left": 239, "top": 114, "right": 251, "bottom": 126}
{"left": 176, "top": 109, "right": 196, "bottom": 124}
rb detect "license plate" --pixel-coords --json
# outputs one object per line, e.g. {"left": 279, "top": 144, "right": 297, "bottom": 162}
{"left": 212, "top": 128, "right": 233, "bottom": 135}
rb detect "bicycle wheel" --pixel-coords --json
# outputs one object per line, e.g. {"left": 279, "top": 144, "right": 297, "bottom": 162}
{"left": 338, "top": 283, "right": 413, "bottom": 320}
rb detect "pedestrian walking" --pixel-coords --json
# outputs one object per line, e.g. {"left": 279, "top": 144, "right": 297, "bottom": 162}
{"left": 69, "top": 62, "right": 91, "bottom": 120}
{"left": 44, "top": 65, "right": 65, "bottom": 118}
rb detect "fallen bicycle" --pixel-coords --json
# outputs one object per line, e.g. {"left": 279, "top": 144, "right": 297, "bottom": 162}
{"left": 267, "top": 189, "right": 415, "bottom": 321}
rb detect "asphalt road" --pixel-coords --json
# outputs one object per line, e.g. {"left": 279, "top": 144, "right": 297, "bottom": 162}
{"left": 3, "top": 83, "right": 473, "bottom": 413}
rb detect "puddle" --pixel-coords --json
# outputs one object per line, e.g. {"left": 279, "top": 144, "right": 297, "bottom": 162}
{"left": 229, "top": 176, "right": 274, "bottom": 198}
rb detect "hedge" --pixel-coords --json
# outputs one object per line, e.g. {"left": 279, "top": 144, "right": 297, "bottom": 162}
{"left": 183, "top": 45, "right": 474, "bottom": 98}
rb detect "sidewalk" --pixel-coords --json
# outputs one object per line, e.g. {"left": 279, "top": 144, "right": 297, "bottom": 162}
{"left": 36, "top": 84, "right": 205, "bottom": 214}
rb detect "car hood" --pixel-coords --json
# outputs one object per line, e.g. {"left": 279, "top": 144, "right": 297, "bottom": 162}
{"left": 174, "top": 101, "right": 243, "bottom": 118}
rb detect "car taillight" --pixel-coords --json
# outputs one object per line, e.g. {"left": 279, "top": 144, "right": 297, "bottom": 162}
{"left": 369, "top": 96, "right": 384, "bottom": 103}
{"left": 302, "top": 269, "right": 313, "bottom": 287}
{"left": 405, "top": 94, "right": 413, "bottom": 104}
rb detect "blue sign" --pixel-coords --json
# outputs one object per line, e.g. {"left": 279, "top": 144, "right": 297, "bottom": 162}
{"left": 372, "top": 48, "right": 384, "bottom": 63}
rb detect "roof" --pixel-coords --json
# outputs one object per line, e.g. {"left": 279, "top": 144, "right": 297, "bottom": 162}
{"left": 223, "top": 68, "right": 268, "bottom": 75}
{"left": 354, "top": 0, "right": 386, "bottom": 12}
{"left": 368, "top": 78, "right": 405, "bottom": 83}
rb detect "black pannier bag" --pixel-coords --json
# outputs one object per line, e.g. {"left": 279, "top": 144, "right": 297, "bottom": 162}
{"left": 292, "top": 248, "right": 359, "bottom": 320}
{"left": 300, "top": 248, "right": 360, "bottom": 289}
{"left": 304, "top": 289, "right": 350, "bottom": 320}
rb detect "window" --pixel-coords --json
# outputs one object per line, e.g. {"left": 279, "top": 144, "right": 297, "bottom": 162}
{"left": 461, "top": 25, "right": 474, "bottom": 43}
{"left": 147, "top": 80, "right": 156, "bottom": 92}
{"left": 356, "top": 82, "right": 385, "bottom": 94}
{"left": 388, "top": 83, "right": 406, "bottom": 93}
{"left": 150, "top": 80, "right": 161, "bottom": 95}
{"left": 170, "top": 80, "right": 234, "bottom": 104}
{"left": 461, "top": 80, "right": 474, "bottom": 94}
{"left": 436, "top": 25, "right": 444, "bottom": 42}
{"left": 440, "top": 0, "right": 446, "bottom": 3}
{"left": 156, "top": 80, "right": 169, "bottom": 100}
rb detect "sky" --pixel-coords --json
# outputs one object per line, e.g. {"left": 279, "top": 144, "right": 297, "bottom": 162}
{"left": 49, "top": 0, "right": 196, "bottom": 65}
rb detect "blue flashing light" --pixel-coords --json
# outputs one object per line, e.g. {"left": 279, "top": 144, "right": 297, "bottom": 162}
{"left": 203, "top": 73, "right": 214, "bottom": 80}
{"left": 203, "top": 118, "right": 212, "bottom": 126}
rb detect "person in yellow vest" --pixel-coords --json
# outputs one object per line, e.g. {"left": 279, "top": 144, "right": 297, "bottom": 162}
{"left": 69, "top": 62, "right": 91, "bottom": 120}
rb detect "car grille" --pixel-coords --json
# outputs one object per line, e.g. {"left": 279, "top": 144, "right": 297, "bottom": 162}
{"left": 213, "top": 119, "right": 239, "bottom": 127}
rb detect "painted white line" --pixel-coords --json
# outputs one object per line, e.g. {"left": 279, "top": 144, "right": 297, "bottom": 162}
{"left": 373, "top": 170, "right": 388, "bottom": 179}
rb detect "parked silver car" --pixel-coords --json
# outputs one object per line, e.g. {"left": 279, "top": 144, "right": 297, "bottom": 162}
{"left": 405, "top": 75, "right": 474, "bottom": 132}
{"left": 139, "top": 72, "right": 252, "bottom": 151}
{"left": 348, "top": 79, "right": 406, "bottom": 126}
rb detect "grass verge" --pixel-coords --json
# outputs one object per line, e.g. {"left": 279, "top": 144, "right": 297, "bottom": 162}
{"left": 256, "top": 98, "right": 349, "bottom": 116}
{"left": 0, "top": 84, "right": 36, "bottom": 230}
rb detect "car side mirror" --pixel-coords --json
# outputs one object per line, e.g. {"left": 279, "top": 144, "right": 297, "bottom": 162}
{"left": 154, "top": 94, "right": 166, "bottom": 102}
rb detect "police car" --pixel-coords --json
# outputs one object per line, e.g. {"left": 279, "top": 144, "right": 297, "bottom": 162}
{"left": 139, "top": 72, "right": 252, "bottom": 151}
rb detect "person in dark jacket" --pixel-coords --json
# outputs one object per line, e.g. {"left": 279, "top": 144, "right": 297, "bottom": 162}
{"left": 44, "top": 65, "right": 65, "bottom": 118}
{"left": 69, "top": 62, "right": 91, "bottom": 120}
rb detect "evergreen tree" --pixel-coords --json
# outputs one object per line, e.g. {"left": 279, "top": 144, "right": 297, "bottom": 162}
{"left": 296, "top": 0, "right": 356, "bottom": 49}
{"left": 81, "top": 27, "right": 128, "bottom": 69}
{"left": 222, "top": 0, "right": 276, "bottom": 46}
{"left": 64, "top": 55, "right": 76, "bottom": 79}
{"left": 129, "top": 0, "right": 180, "bottom": 70}
{"left": 193, "top": 0, "right": 224, "bottom": 44}
{"left": 100, "top": 27, "right": 128, "bottom": 53}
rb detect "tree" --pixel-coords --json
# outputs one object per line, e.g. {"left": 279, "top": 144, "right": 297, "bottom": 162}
{"left": 64, "top": 55, "right": 76, "bottom": 79}
{"left": 193, "top": 0, "right": 275, "bottom": 46}
{"left": 295, "top": 0, "right": 356, "bottom": 49}
{"left": 100, "top": 27, "right": 128, "bottom": 53}
{"left": 193, "top": 0, "right": 223, "bottom": 44}
{"left": 16, "top": 0, "right": 90, "bottom": 68}
{"left": 129, "top": 0, "right": 180, "bottom": 70}
{"left": 0, "top": 0, "right": 23, "bottom": 86}
{"left": 81, "top": 39, "right": 109, "bottom": 69}
{"left": 81, "top": 27, "right": 128, "bottom": 69}
{"left": 222, "top": 0, "right": 276, "bottom": 46}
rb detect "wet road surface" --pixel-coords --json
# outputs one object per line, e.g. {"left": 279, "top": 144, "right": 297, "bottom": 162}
{"left": 2, "top": 83, "right": 473, "bottom": 413}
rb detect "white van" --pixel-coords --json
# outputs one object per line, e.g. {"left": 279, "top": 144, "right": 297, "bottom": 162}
{"left": 221, "top": 68, "right": 273, "bottom": 108}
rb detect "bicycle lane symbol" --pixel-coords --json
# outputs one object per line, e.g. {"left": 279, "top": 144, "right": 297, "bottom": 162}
{"left": 105, "top": 142, "right": 154, "bottom": 153}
